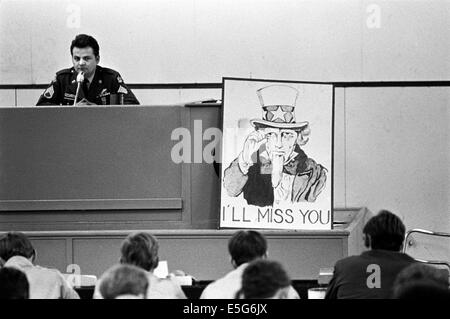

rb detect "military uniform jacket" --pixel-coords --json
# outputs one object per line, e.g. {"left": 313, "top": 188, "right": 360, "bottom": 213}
{"left": 36, "top": 65, "right": 140, "bottom": 106}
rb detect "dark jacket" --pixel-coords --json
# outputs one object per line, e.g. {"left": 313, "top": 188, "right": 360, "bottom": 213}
{"left": 36, "top": 65, "right": 139, "bottom": 106}
{"left": 325, "top": 249, "right": 416, "bottom": 299}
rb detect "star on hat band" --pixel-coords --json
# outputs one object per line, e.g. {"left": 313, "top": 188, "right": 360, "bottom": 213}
{"left": 250, "top": 84, "right": 308, "bottom": 130}
{"left": 263, "top": 105, "right": 295, "bottom": 124}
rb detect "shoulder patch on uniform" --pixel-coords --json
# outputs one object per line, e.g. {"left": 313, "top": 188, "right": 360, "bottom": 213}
{"left": 43, "top": 85, "right": 54, "bottom": 99}
{"left": 117, "top": 85, "right": 128, "bottom": 94}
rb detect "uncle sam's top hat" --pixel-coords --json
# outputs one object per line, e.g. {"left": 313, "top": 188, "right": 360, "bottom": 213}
{"left": 250, "top": 85, "right": 309, "bottom": 130}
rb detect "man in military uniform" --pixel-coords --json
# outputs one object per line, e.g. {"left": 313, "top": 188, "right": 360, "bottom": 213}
{"left": 36, "top": 34, "right": 139, "bottom": 106}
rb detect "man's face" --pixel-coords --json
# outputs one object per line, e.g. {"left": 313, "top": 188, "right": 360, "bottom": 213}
{"left": 72, "top": 47, "right": 99, "bottom": 78}
{"left": 263, "top": 128, "right": 299, "bottom": 160}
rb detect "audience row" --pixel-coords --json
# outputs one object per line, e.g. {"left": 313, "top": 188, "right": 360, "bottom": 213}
{"left": 0, "top": 210, "right": 449, "bottom": 299}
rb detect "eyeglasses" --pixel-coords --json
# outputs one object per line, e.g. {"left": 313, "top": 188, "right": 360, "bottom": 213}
{"left": 263, "top": 105, "right": 294, "bottom": 112}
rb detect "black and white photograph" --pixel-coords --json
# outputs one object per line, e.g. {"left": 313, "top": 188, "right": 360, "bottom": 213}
{"left": 0, "top": 0, "right": 448, "bottom": 310}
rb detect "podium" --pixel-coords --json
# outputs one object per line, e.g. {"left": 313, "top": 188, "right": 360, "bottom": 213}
{"left": 0, "top": 105, "right": 220, "bottom": 230}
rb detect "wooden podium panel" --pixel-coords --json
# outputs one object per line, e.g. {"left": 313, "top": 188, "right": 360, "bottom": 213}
{"left": 0, "top": 105, "right": 220, "bottom": 230}
{"left": 0, "top": 106, "right": 182, "bottom": 209}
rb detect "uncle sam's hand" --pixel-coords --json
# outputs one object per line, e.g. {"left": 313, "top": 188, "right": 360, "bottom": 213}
{"left": 241, "top": 130, "right": 267, "bottom": 166}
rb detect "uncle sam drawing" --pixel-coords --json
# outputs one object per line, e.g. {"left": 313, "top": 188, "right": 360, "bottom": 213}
{"left": 223, "top": 85, "right": 327, "bottom": 207}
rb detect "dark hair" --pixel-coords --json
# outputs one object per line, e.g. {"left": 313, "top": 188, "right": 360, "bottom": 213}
{"left": 99, "top": 264, "right": 149, "bottom": 299}
{"left": 238, "top": 259, "right": 291, "bottom": 299}
{"left": 70, "top": 34, "right": 100, "bottom": 57}
{"left": 0, "top": 267, "right": 30, "bottom": 299}
{"left": 363, "top": 210, "right": 406, "bottom": 251}
{"left": 120, "top": 232, "right": 159, "bottom": 272}
{"left": 393, "top": 263, "right": 449, "bottom": 297}
{"left": 392, "top": 280, "right": 450, "bottom": 299}
{"left": 0, "top": 232, "right": 35, "bottom": 261}
{"left": 228, "top": 231, "right": 267, "bottom": 266}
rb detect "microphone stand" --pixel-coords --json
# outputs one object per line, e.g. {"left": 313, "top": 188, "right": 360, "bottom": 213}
{"left": 73, "top": 71, "right": 84, "bottom": 106}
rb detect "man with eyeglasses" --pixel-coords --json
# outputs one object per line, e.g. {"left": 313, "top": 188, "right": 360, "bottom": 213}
{"left": 223, "top": 85, "right": 327, "bottom": 207}
{"left": 36, "top": 34, "right": 139, "bottom": 106}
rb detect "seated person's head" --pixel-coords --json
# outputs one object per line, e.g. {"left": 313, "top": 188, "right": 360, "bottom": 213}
{"left": 0, "top": 267, "right": 30, "bottom": 299}
{"left": 228, "top": 231, "right": 267, "bottom": 268}
{"left": 0, "top": 232, "right": 36, "bottom": 262}
{"left": 363, "top": 210, "right": 405, "bottom": 251}
{"left": 99, "top": 264, "right": 149, "bottom": 299}
{"left": 392, "top": 279, "right": 450, "bottom": 299}
{"left": 392, "top": 263, "right": 449, "bottom": 298}
{"left": 237, "top": 259, "right": 291, "bottom": 299}
{"left": 120, "top": 232, "right": 159, "bottom": 272}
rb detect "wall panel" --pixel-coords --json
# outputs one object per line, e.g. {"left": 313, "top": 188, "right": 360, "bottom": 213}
{"left": 0, "top": 89, "right": 15, "bottom": 106}
{"left": 2, "top": 1, "right": 447, "bottom": 84}
{"left": 345, "top": 87, "right": 449, "bottom": 232}
{"left": 16, "top": 89, "right": 42, "bottom": 106}
{"left": 29, "top": 238, "right": 68, "bottom": 271}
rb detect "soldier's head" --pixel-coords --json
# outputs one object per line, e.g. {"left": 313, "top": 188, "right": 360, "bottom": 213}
{"left": 70, "top": 34, "right": 100, "bottom": 78}
{"left": 363, "top": 210, "right": 406, "bottom": 251}
{"left": 228, "top": 230, "right": 267, "bottom": 268}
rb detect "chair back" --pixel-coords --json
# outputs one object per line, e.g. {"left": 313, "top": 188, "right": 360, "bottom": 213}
{"left": 403, "top": 229, "right": 450, "bottom": 272}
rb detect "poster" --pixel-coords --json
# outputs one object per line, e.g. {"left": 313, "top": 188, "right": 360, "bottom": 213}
{"left": 220, "top": 78, "right": 334, "bottom": 230}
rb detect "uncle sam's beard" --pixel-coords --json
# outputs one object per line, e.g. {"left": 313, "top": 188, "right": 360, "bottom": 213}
{"left": 271, "top": 153, "right": 284, "bottom": 188}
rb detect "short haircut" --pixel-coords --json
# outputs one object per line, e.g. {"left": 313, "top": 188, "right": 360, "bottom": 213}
{"left": 120, "top": 232, "right": 159, "bottom": 272}
{"left": 99, "top": 264, "right": 149, "bottom": 299}
{"left": 393, "top": 263, "right": 449, "bottom": 297}
{"left": 228, "top": 231, "right": 267, "bottom": 266}
{"left": 239, "top": 259, "right": 291, "bottom": 299}
{"left": 0, "top": 267, "right": 30, "bottom": 299}
{"left": 0, "top": 232, "right": 35, "bottom": 261}
{"left": 70, "top": 34, "right": 100, "bottom": 57}
{"left": 363, "top": 210, "right": 406, "bottom": 251}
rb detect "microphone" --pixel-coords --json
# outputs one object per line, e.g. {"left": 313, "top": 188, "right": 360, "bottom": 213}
{"left": 73, "top": 71, "right": 84, "bottom": 106}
